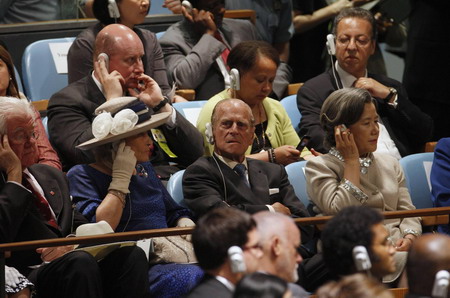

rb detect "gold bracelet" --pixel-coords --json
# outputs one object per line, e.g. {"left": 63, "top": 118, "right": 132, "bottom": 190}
{"left": 108, "top": 189, "right": 127, "bottom": 208}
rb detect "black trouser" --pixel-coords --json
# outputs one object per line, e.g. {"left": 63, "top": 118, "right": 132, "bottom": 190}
{"left": 30, "top": 246, "right": 149, "bottom": 298}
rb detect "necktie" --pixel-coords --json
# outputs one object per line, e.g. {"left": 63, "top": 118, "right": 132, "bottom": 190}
{"left": 234, "top": 164, "right": 250, "bottom": 188}
{"left": 214, "top": 31, "right": 230, "bottom": 65}
{"left": 23, "top": 173, "right": 59, "bottom": 229}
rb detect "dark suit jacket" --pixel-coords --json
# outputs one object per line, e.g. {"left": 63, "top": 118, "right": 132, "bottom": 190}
{"left": 47, "top": 75, "right": 204, "bottom": 172}
{"left": 183, "top": 156, "right": 313, "bottom": 242}
{"left": 0, "top": 164, "right": 88, "bottom": 273}
{"left": 296, "top": 69, "right": 433, "bottom": 156}
{"left": 187, "top": 275, "right": 232, "bottom": 298}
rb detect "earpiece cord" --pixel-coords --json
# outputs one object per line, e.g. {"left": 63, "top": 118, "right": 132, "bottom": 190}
{"left": 212, "top": 154, "right": 228, "bottom": 204}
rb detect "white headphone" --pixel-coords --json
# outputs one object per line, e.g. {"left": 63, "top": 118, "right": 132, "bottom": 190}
{"left": 352, "top": 246, "right": 372, "bottom": 272}
{"left": 205, "top": 122, "right": 214, "bottom": 145}
{"left": 108, "top": 0, "right": 120, "bottom": 20}
{"left": 228, "top": 246, "right": 246, "bottom": 273}
{"left": 432, "top": 270, "right": 450, "bottom": 298}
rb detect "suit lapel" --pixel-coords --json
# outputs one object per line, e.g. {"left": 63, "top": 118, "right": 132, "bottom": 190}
{"left": 247, "top": 160, "right": 270, "bottom": 201}
{"left": 27, "top": 166, "right": 64, "bottom": 227}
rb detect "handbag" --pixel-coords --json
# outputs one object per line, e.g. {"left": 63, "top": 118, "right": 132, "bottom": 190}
{"left": 148, "top": 236, "right": 197, "bottom": 264}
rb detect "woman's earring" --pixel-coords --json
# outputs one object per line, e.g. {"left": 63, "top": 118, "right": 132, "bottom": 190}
{"left": 9, "top": 77, "right": 12, "bottom": 81}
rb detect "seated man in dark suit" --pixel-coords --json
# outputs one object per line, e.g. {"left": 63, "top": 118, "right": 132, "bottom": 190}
{"left": 48, "top": 23, "right": 203, "bottom": 176}
{"left": 297, "top": 7, "right": 432, "bottom": 158}
{"left": 188, "top": 207, "right": 261, "bottom": 298}
{"left": 0, "top": 97, "right": 148, "bottom": 297}
{"left": 159, "top": 0, "right": 291, "bottom": 100}
{"left": 183, "top": 98, "right": 313, "bottom": 242}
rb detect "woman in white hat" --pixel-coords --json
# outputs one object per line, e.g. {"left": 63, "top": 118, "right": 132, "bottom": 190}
{"left": 67, "top": 97, "right": 203, "bottom": 297}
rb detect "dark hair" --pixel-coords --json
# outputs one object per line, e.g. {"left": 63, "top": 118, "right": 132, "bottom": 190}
{"left": 316, "top": 273, "right": 393, "bottom": 298}
{"left": 332, "top": 7, "right": 378, "bottom": 41}
{"left": 192, "top": 207, "right": 256, "bottom": 270}
{"left": 190, "top": 0, "right": 225, "bottom": 9}
{"left": 234, "top": 272, "right": 288, "bottom": 298}
{"left": 321, "top": 206, "right": 383, "bottom": 277}
{"left": 0, "top": 44, "right": 20, "bottom": 98}
{"left": 320, "top": 88, "right": 376, "bottom": 148}
{"left": 228, "top": 40, "right": 280, "bottom": 77}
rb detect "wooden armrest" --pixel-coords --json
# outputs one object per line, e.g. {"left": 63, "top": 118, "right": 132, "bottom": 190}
{"left": 422, "top": 215, "right": 449, "bottom": 226}
{"left": 423, "top": 141, "right": 437, "bottom": 153}
{"left": 31, "top": 99, "right": 49, "bottom": 112}
{"left": 389, "top": 287, "right": 409, "bottom": 298}
{"left": 284, "top": 83, "right": 304, "bottom": 97}
{"left": 224, "top": 9, "right": 256, "bottom": 25}
{"left": 175, "top": 89, "right": 196, "bottom": 101}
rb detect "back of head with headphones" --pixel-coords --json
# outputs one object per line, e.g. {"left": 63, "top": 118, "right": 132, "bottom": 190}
{"left": 108, "top": 0, "right": 120, "bottom": 20}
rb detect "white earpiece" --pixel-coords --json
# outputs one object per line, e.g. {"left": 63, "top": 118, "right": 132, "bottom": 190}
{"left": 432, "top": 270, "right": 450, "bottom": 298}
{"left": 352, "top": 246, "right": 372, "bottom": 272}
{"left": 326, "top": 34, "right": 336, "bottom": 56}
{"left": 230, "top": 68, "right": 240, "bottom": 91}
{"left": 205, "top": 122, "right": 214, "bottom": 145}
{"left": 228, "top": 246, "right": 246, "bottom": 273}
{"left": 108, "top": 0, "right": 120, "bottom": 19}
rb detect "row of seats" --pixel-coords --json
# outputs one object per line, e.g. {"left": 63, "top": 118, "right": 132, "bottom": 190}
{"left": 167, "top": 152, "right": 436, "bottom": 215}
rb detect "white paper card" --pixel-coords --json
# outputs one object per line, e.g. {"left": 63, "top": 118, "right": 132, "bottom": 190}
{"left": 423, "top": 161, "right": 433, "bottom": 191}
{"left": 49, "top": 42, "right": 72, "bottom": 74}
{"left": 183, "top": 107, "right": 202, "bottom": 126}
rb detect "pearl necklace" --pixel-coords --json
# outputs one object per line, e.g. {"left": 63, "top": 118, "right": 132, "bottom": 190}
{"left": 329, "top": 147, "right": 372, "bottom": 174}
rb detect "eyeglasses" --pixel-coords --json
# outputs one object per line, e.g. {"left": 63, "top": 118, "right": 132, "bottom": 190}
{"left": 336, "top": 35, "right": 372, "bottom": 48}
{"left": 10, "top": 130, "right": 39, "bottom": 145}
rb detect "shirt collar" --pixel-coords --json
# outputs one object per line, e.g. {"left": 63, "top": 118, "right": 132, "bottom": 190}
{"left": 335, "top": 61, "right": 368, "bottom": 88}
{"left": 214, "top": 152, "right": 248, "bottom": 170}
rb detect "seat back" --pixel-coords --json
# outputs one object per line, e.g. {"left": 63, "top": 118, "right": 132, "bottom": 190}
{"left": 166, "top": 170, "right": 187, "bottom": 207}
{"left": 173, "top": 100, "right": 207, "bottom": 126}
{"left": 14, "top": 65, "right": 24, "bottom": 93}
{"left": 155, "top": 31, "right": 166, "bottom": 39}
{"left": 280, "top": 95, "right": 301, "bottom": 133}
{"left": 22, "top": 37, "right": 74, "bottom": 101}
{"left": 148, "top": 0, "right": 172, "bottom": 14}
{"left": 285, "top": 160, "right": 310, "bottom": 208}
{"left": 399, "top": 152, "right": 434, "bottom": 209}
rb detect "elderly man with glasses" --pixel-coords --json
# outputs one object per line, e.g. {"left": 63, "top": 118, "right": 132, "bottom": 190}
{"left": 0, "top": 97, "right": 149, "bottom": 298}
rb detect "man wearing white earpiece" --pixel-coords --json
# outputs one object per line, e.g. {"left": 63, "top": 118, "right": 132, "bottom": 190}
{"left": 296, "top": 7, "right": 432, "bottom": 159}
{"left": 48, "top": 24, "right": 204, "bottom": 175}
{"left": 406, "top": 234, "right": 450, "bottom": 298}
{"left": 320, "top": 206, "right": 398, "bottom": 289}
{"left": 183, "top": 99, "right": 314, "bottom": 243}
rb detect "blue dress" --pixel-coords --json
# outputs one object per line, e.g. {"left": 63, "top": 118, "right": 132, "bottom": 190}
{"left": 67, "top": 162, "right": 204, "bottom": 297}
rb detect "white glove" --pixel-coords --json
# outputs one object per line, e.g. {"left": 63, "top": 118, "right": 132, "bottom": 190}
{"left": 109, "top": 141, "right": 137, "bottom": 194}
{"left": 5, "top": 266, "right": 22, "bottom": 288}
{"left": 177, "top": 217, "right": 195, "bottom": 241}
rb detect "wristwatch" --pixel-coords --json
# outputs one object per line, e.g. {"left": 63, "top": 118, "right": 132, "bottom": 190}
{"left": 384, "top": 87, "right": 397, "bottom": 102}
{"left": 153, "top": 96, "right": 169, "bottom": 112}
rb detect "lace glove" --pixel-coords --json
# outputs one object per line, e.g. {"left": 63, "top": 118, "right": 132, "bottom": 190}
{"left": 108, "top": 141, "right": 137, "bottom": 194}
{"left": 5, "top": 266, "right": 22, "bottom": 287}
{"left": 177, "top": 217, "right": 195, "bottom": 241}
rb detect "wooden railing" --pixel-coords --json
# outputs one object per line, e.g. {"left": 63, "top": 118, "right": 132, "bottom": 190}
{"left": 2, "top": 207, "right": 449, "bottom": 295}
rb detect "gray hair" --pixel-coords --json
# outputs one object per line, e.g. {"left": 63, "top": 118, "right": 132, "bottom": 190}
{"left": 320, "top": 88, "right": 376, "bottom": 148}
{"left": 0, "top": 97, "right": 36, "bottom": 134}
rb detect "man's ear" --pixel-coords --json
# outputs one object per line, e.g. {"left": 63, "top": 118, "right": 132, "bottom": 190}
{"left": 272, "top": 237, "right": 282, "bottom": 257}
